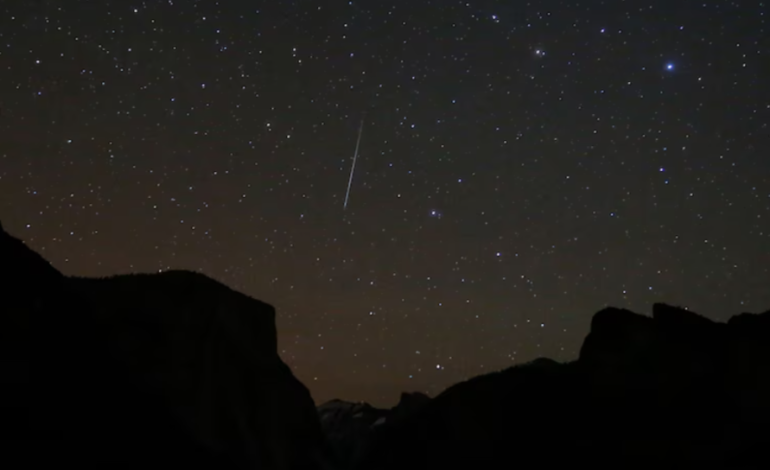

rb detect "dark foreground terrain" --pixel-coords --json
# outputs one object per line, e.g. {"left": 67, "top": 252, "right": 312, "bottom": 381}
{"left": 0, "top": 221, "right": 327, "bottom": 469}
{"left": 2, "top": 220, "right": 770, "bottom": 469}
{"left": 325, "top": 304, "right": 770, "bottom": 469}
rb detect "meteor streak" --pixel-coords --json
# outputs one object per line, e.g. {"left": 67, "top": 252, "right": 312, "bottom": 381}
{"left": 343, "top": 118, "right": 365, "bottom": 211}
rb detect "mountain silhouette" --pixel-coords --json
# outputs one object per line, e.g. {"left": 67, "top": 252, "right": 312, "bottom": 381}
{"left": 4, "top": 219, "right": 770, "bottom": 468}
{"left": 0, "top": 221, "right": 327, "bottom": 469}
{"left": 356, "top": 304, "right": 770, "bottom": 469}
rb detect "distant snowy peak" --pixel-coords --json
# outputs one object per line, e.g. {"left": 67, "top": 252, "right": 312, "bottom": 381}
{"left": 318, "top": 399, "right": 386, "bottom": 426}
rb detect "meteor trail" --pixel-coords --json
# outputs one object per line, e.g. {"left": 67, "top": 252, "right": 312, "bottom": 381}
{"left": 343, "top": 117, "right": 365, "bottom": 211}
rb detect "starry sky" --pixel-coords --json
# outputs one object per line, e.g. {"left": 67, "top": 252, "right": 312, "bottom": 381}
{"left": 1, "top": 1, "right": 769, "bottom": 407}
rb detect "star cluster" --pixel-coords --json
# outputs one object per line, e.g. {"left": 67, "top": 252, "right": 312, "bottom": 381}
{"left": 1, "top": 1, "right": 769, "bottom": 406}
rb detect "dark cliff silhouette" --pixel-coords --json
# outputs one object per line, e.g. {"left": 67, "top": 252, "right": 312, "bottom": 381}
{"left": 0, "top": 221, "right": 327, "bottom": 469}
{"left": 356, "top": 303, "right": 770, "bottom": 469}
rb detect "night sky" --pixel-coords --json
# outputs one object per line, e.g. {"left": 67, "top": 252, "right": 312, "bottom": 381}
{"left": 1, "top": 1, "right": 769, "bottom": 406}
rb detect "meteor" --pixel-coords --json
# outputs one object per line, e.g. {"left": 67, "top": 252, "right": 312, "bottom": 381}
{"left": 343, "top": 117, "right": 365, "bottom": 211}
